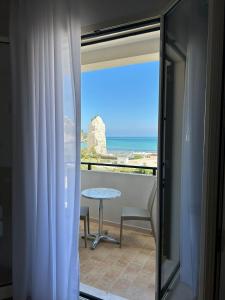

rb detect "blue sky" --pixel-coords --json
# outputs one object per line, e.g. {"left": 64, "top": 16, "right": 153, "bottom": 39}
{"left": 81, "top": 61, "right": 159, "bottom": 137}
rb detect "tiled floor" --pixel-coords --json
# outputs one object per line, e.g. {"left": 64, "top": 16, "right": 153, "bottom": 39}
{"left": 79, "top": 221, "right": 156, "bottom": 300}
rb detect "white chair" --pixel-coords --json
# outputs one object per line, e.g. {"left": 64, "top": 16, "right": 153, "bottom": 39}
{"left": 120, "top": 180, "right": 157, "bottom": 247}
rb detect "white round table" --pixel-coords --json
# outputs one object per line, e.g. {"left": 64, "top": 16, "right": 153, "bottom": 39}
{"left": 81, "top": 188, "right": 121, "bottom": 250}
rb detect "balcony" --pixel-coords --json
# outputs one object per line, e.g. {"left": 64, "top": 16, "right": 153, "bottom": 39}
{"left": 79, "top": 163, "right": 157, "bottom": 300}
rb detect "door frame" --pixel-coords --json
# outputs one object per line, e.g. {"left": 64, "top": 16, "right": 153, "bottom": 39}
{"left": 157, "top": 0, "right": 225, "bottom": 299}
{"left": 157, "top": 1, "right": 184, "bottom": 298}
{"left": 81, "top": 18, "right": 161, "bottom": 300}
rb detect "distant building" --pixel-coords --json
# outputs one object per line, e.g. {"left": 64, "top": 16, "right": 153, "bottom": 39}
{"left": 87, "top": 116, "right": 107, "bottom": 155}
{"left": 117, "top": 155, "right": 129, "bottom": 165}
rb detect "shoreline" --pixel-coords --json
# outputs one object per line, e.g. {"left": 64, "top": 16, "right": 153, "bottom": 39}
{"left": 81, "top": 136, "right": 158, "bottom": 154}
{"left": 107, "top": 150, "right": 157, "bottom": 154}
{"left": 101, "top": 151, "right": 158, "bottom": 168}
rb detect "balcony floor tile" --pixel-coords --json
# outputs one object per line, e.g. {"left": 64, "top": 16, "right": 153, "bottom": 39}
{"left": 80, "top": 221, "right": 155, "bottom": 300}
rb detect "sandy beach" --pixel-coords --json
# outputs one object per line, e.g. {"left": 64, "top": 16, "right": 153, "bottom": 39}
{"left": 127, "top": 153, "right": 158, "bottom": 167}
{"left": 107, "top": 151, "right": 158, "bottom": 167}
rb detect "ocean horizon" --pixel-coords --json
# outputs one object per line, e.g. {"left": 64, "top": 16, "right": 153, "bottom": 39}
{"left": 82, "top": 136, "right": 158, "bottom": 153}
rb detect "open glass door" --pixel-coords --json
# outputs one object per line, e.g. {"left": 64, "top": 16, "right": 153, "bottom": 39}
{"left": 157, "top": 0, "right": 208, "bottom": 299}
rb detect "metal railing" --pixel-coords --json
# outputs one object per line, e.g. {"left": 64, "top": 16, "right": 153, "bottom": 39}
{"left": 81, "top": 161, "right": 157, "bottom": 176}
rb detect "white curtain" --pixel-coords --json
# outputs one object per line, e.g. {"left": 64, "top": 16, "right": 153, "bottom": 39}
{"left": 180, "top": 0, "right": 208, "bottom": 296}
{"left": 11, "top": 0, "right": 81, "bottom": 299}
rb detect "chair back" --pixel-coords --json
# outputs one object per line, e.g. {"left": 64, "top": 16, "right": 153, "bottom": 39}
{"left": 150, "top": 190, "right": 157, "bottom": 241}
{"left": 147, "top": 179, "right": 157, "bottom": 215}
{"left": 147, "top": 178, "right": 157, "bottom": 241}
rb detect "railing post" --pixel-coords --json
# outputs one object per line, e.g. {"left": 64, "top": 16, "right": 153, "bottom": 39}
{"left": 153, "top": 168, "right": 156, "bottom": 176}
{"left": 88, "top": 163, "right": 92, "bottom": 171}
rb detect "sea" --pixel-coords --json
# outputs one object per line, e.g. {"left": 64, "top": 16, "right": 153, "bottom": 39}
{"left": 81, "top": 137, "right": 158, "bottom": 153}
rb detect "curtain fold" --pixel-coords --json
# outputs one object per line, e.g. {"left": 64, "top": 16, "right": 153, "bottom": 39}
{"left": 11, "top": 0, "right": 81, "bottom": 299}
{"left": 180, "top": 0, "right": 208, "bottom": 296}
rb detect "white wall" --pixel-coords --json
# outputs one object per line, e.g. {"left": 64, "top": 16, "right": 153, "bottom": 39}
{"left": 81, "top": 170, "right": 156, "bottom": 229}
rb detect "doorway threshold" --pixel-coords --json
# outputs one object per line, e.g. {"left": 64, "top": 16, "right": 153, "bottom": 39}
{"left": 80, "top": 283, "right": 128, "bottom": 300}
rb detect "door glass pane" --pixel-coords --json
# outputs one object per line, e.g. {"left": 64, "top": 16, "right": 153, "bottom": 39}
{"left": 159, "top": 0, "right": 208, "bottom": 297}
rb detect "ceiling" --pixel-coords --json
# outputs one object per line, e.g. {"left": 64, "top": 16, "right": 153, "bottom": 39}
{"left": 81, "top": 30, "right": 160, "bottom": 72}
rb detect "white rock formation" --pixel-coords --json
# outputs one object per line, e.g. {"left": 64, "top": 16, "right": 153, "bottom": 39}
{"left": 64, "top": 117, "right": 75, "bottom": 162}
{"left": 87, "top": 116, "right": 107, "bottom": 155}
{"left": 64, "top": 117, "right": 75, "bottom": 144}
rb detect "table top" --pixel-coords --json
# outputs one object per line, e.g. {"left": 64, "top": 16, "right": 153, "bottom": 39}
{"left": 81, "top": 188, "right": 121, "bottom": 200}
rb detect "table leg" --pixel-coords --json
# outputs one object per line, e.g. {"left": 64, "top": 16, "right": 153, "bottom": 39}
{"left": 90, "top": 199, "right": 119, "bottom": 250}
{"left": 99, "top": 199, "right": 103, "bottom": 235}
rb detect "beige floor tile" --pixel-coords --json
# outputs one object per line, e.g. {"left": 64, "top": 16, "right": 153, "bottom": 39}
{"left": 125, "top": 262, "right": 143, "bottom": 274}
{"left": 127, "top": 286, "right": 155, "bottom": 300}
{"left": 111, "top": 278, "right": 133, "bottom": 299}
{"left": 80, "top": 221, "right": 156, "bottom": 300}
{"left": 133, "top": 254, "right": 149, "bottom": 266}
{"left": 118, "top": 269, "right": 138, "bottom": 281}
{"left": 143, "top": 258, "right": 156, "bottom": 273}
{"left": 132, "top": 271, "right": 155, "bottom": 289}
